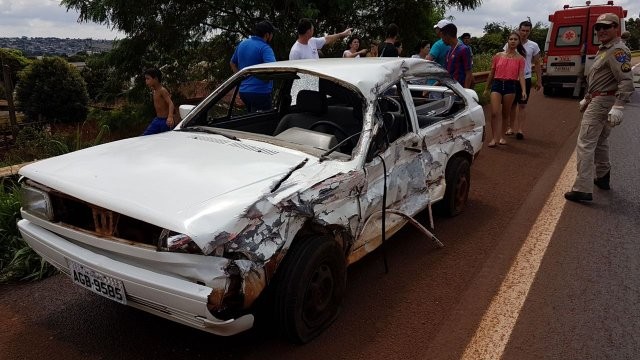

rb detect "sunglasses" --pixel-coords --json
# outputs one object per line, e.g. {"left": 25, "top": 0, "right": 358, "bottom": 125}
{"left": 594, "top": 24, "right": 613, "bottom": 31}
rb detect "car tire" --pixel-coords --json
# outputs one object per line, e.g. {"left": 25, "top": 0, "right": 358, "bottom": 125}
{"left": 543, "top": 86, "right": 553, "bottom": 97}
{"left": 272, "top": 235, "right": 346, "bottom": 343}
{"left": 439, "top": 156, "right": 470, "bottom": 217}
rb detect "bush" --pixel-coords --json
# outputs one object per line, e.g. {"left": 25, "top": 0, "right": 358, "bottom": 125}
{"left": 0, "top": 179, "right": 56, "bottom": 283}
{"left": 15, "top": 57, "right": 89, "bottom": 123}
{"left": 0, "top": 126, "right": 70, "bottom": 164}
{"left": 89, "top": 103, "right": 152, "bottom": 135}
{"left": 472, "top": 53, "right": 493, "bottom": 73}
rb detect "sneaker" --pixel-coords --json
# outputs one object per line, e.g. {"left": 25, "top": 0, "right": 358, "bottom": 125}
{"left": 564, "top": 191, "right": 593, "bottom": 202}
{"left": 594, "top": 171, "right": 610, "bottom": 190}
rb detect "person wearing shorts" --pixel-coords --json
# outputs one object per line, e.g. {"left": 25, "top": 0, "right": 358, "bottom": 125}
{"left": 483, "top": 32, "right": 527, "bottom": 147}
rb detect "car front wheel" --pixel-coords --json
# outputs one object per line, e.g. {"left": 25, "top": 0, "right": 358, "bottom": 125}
{"left": 273, "top": 234, "right": 346, "bottom": 343}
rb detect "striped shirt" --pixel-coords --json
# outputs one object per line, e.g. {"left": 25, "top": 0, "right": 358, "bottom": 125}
{"left": 445, "top": 43, "right": 472, "bottom": 87}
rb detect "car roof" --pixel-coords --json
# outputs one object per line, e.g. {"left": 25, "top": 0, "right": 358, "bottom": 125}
{"left": 242, "top": 58, "right": 450, "bottom": 101}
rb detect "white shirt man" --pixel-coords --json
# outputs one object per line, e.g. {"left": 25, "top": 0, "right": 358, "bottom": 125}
{"left": 289, "top": 18, "right": 352, "bottom": 60}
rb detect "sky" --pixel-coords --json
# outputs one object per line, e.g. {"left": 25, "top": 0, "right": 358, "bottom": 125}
{"left": 0, "top": 0, "right": 124, "bottom": 39}
{"left": 448, "top": 0, "right": 640, "bottom": 38}
{"left": 0, "top": 0, "right": 639, "bottom": 40}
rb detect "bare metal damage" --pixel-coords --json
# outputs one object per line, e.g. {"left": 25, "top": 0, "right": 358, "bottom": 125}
{"left": 212, "top": 117, "right": 482, "bottom": 311}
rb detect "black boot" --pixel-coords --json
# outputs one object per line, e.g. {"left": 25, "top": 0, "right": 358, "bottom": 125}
{"left": 594, "top": 171, "right": 610, "bottom": 190}
{"left": 564, "top": 191, "right": 593, "bottom": 202}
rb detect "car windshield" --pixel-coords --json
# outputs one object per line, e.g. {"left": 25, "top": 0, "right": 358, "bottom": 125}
{"left": 181, "top": 70, "right": 365, "bottom": 159}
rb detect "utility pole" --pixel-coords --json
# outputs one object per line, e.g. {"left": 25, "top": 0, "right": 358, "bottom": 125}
{"left": 2, "top": 65, "right": 19, "bottom": 140}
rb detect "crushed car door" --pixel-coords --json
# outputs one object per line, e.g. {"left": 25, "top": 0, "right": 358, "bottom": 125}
{"left": 349, "top": 80, "right": 429, "bottom": 263}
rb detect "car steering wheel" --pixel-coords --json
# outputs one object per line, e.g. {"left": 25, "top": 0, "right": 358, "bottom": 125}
{"left": 379, "top": 96, "right": 402, "bottom": 112}
{"left": 309, "top": 120, "right": 356, "bottom": 149}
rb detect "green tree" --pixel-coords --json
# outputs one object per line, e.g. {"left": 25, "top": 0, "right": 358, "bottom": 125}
{"left": 0, "top": 48, "right": 31, "bottom": 98}
{"left": 81, "top": 52, "right": 126, "bottom": 102}
{"left": 625, "top": 18, "right": 639, "bottom": 51}
{"left": 61, "top": 0, "right": 482, "bottom": 83}
{"left": 15, "top": 57, "right": 89, "bottom": 123}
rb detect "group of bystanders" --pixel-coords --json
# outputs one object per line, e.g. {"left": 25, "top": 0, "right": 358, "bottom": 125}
{"left": 141, "top": 14, "right": 634, "bottom": 207}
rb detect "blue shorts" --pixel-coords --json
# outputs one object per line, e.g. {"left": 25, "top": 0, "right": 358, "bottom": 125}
{"left": 142, "top": 117, "right": 170, "bottom": 135}
{"left": 490, "top": 79, "right": 517, "bottom": 96}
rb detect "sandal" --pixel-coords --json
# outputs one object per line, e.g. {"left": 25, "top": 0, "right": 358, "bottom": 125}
{"left": 505, "top": 128, "right": 514, "bottom": 135}
{"left": 487, "top": 141, "right": 496, "bottom": 148}
{"left": 499, "top": 139, "right": 507, "bottom": 145}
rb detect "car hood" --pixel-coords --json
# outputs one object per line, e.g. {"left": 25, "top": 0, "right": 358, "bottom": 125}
{"left": 20, "top": 131, "right": 311, "bottom": 233}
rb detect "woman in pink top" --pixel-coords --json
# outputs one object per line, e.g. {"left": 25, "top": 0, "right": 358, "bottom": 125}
{"left": 483, "top": 32, "right": 527, "bottom": 147}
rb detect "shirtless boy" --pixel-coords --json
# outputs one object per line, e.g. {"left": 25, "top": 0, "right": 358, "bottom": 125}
{"left": 143, "top": 68, "right": 175, "bottom": 135}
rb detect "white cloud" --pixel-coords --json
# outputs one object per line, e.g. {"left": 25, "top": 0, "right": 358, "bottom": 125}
{"left": 0, "top": 0, "right": 122, "bottom": 39}
{"left": 448, "top": 0, "right": 640, "bottom": 39}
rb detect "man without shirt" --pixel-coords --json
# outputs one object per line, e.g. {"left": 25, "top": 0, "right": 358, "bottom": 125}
{"left": 289, "top": 18, "right": 352, "bottom": 60}
{"left": 504, "top": 20, "right": 542, "bottom": 139}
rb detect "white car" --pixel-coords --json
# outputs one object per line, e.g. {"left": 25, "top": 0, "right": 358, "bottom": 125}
{"left": 18, "top": 58, "right": 484, "bottom": 343}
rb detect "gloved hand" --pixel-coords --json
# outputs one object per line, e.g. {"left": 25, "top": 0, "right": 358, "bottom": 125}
{"left": 579, "top": 98, "right": 588, "bottom": 112}
{"left": 607, "top": 105, "right": 624, "bottom": 127}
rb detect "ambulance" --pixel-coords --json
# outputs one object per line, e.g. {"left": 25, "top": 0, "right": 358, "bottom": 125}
{"left": 541, "top": 1, "right": 627, "bottom": 97}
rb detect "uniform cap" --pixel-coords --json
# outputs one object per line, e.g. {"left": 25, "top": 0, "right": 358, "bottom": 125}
{"left": 595, "top": 13, "right": 620, "bottom": 25}
{"left": 434, "top": 19, "right": 452, "bottom": 29}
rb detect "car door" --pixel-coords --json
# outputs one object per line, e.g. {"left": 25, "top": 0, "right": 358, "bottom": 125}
{"left": 349, "top": 80, "right": 430, "bottom": 263}
{"left": 412, "top": 81, "right": 471, "bottom": 204}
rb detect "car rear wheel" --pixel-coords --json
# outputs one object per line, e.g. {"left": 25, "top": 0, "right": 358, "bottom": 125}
{"left": 272, "top": 234, "right": 346, "bottom": 343}
{"left": 439, "top": 156, "right": 470, "bottom": 217}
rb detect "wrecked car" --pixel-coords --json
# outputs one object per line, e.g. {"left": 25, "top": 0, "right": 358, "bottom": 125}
{"left": 17, "top": 58, "right": 484, "bottom": 343}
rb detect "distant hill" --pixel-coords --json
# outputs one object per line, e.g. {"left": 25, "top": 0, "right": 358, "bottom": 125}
{"left": 0, "top": 37, "right": 113, "bottom": 57}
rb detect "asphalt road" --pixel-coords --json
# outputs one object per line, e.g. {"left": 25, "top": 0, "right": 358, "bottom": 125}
{"left": 1, "top": 80, "right": 639, "bottom": 359}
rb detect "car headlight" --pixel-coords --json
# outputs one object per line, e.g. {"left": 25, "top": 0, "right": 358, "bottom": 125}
{"left": 158, "top": 229, "right": 203, "bottom": 254}
{"left": 21, "top": 184, "right": 54, "bottom": 221}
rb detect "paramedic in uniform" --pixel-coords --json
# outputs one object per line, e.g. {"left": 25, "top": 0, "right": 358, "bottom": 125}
{"left": 564, "top": 13, "right": 634, "bottom": 202}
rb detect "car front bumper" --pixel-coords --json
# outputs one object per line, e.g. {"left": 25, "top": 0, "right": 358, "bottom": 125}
{"left": 17, "top": 219, "right": 254, "bottom": 336}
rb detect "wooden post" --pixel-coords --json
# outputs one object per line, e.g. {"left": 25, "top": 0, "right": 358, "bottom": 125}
{"left": 2, "top": 64, "right": 19, "bottom": 140}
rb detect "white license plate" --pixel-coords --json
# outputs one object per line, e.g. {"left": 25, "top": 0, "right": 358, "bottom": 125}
{"left": 553, "top": 66, "right": 572, "bottom": 72}
{"left": 69, "top": 261, "right": 127, "bottom": 304}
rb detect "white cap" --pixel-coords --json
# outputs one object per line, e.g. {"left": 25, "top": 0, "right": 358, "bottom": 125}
{"left": 434, "top": 19, "right": 452, "bottom": 29}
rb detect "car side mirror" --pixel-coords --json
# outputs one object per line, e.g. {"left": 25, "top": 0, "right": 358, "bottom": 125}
{"left": 179, "top": 104, "right": 196, "bottom": 119}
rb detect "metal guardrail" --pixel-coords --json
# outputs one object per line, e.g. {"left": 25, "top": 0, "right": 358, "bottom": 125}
{"left": 473, "top": 71, "right": 490, "bottom": 84}
{"left": 0, "top": 162, "right": 33, "bottom": 178}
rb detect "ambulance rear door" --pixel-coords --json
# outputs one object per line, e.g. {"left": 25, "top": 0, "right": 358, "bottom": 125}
{"left": 545, "top": 7, "right": 587, "bottom": 89}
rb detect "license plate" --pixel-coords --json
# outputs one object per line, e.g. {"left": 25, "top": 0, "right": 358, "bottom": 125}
{"left": 553, "top": 66, "right": 572, "bottom": 72}
{"left": 69, "top": 261, "right": 127, "bottom": 304}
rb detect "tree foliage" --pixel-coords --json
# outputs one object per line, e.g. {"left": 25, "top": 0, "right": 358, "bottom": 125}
{"left": 0, "top": 48, "right": 31, "bottom": 96}
{"left": 61, "top": 0, "right": 482, "bottom": 85}
{"left": 16, "top": 57, "right": 89, "bottom": 123}
{"left": 475, "top": 21, "right": 548, "bottom": 56}
{"left": 626, "top": 18, "right": 640, "bottom": 51}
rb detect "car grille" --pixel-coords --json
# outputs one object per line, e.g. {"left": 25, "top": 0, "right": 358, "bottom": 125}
{"left": 49, "top": 190, "right": 162, "bottom": 246}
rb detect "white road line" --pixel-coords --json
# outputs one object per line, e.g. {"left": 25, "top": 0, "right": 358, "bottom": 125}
{"left": 461, "top": 151, "right": 578, "bottom": 360}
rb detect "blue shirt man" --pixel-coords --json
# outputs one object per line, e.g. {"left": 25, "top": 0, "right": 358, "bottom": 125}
{"left": 427, "top": 20, "right": 452, "bottom": 67}
{"left": 230, "top": 20, "right": 277, "bottom": 112}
